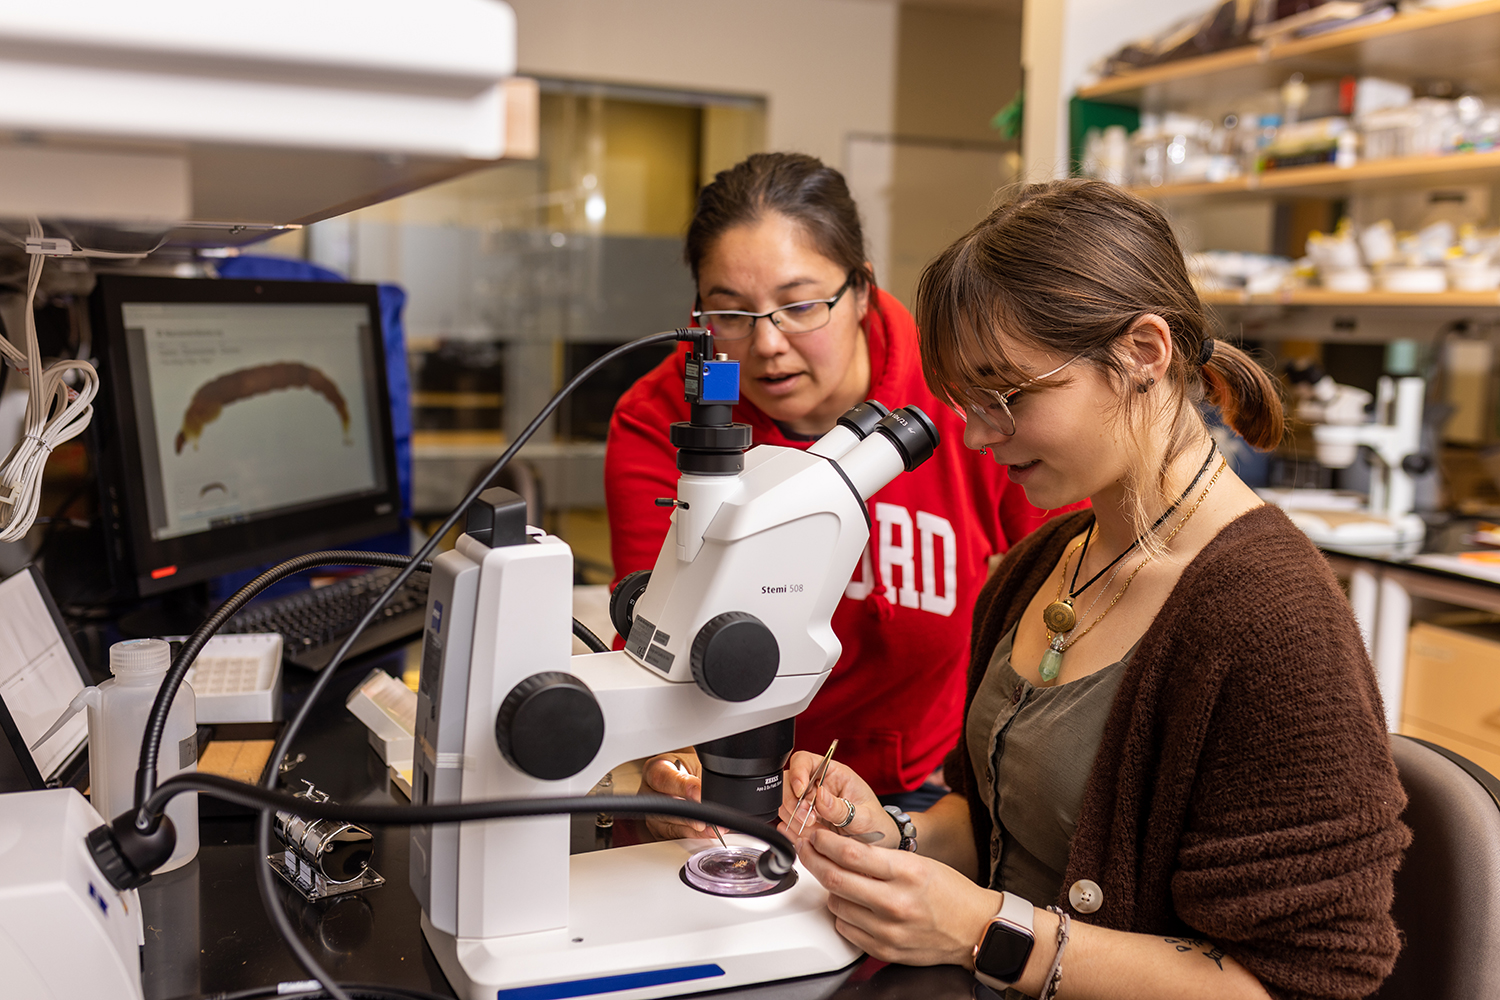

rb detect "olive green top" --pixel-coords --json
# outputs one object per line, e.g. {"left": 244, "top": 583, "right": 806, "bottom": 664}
{"left": 966, "top": 623, "right": 1130, "bottom": 904}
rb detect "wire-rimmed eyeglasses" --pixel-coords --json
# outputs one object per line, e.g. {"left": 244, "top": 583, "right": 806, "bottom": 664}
{"left": 957, "top": 353, "right": 1085, "bottom": 437}
{"left": 691, "top": 273, "right": 856, "bottom": 341}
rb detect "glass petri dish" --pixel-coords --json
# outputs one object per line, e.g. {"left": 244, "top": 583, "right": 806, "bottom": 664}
{"left": 683, "top": 845, "right": 781, "bottom": 896}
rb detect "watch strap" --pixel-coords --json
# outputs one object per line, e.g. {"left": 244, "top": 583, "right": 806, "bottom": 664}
{"left": 996, "top": 889, "right": 1033, "bottom": 927}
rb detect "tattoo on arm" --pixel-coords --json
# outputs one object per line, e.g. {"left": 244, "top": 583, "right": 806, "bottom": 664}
{"left": 1164, "top": 937, "right": 1227, "bottom": 971}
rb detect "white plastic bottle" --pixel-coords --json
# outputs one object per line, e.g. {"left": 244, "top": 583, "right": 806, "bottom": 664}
{"left": 86, "top": 638, "right": 199, "bottom": 872}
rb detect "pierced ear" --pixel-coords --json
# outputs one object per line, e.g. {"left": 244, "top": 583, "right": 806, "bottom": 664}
{"left": 854, "top": 261, "right": 876, "bottom": 316}
{"left": 1118, "top": 314, "right": 1173, "bottom": 382}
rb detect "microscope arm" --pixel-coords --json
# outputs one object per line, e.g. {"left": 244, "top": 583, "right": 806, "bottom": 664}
{"left": 565, "top": 651, "right": 822, "bottom": 794}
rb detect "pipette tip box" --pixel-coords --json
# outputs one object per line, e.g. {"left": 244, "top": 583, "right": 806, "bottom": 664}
{"left": 184, "top": 633, "right": 283, "bottom": 724}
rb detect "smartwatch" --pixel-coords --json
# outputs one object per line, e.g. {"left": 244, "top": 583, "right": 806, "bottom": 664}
{"left": 972, "top": 891, "right": 1036, "bottom": 990}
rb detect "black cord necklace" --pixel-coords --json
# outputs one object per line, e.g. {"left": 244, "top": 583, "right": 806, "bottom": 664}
{"left": 1041, "top": 441, "right": 1217, "bottom": 635}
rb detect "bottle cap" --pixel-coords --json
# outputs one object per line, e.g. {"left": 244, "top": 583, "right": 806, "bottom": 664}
{"left": 110, "top": 637, "right": 171, "bottom": 677}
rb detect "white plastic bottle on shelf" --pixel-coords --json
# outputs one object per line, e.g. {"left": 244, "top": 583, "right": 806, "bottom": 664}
{"left": 86, "top": 638, "right": 199, "bottom": 872}
{"left": 1336, "top": 129, "right": 1359, "bottom": 169}
{"left": 1100, "top": 124, "right": 1129, "bottom": 185}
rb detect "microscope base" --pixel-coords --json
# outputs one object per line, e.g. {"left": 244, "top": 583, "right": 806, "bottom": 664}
{"left": 1257, "top": 490, "right": 1425, "bottom": 555}
{"left": 422, "top": 836, "right": 863, "bottom": 1000}
{"left": 1286, "top": 509, "right": 1425, "bottom": 555}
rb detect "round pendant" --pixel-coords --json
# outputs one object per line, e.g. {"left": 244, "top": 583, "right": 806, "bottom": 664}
{"left": 1042, "top": 599, "right": 1076, "bottom": 633}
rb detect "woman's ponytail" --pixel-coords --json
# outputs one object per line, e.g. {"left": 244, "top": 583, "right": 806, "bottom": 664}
{"left": 1201, "top": 339, "right": 1284, "bottom": 450}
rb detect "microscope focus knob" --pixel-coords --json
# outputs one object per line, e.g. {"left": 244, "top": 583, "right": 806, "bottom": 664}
{"left": 494, "top": 672, "right": 605, "bottom": 780}
{"left": 609, "top": 569, "right": 652, "bottom": 641}
{"left": 1402, "top": 453, "right": 1433, "bottom": 476}
{"left": 690, "top": 612, "right": 779, "bottom": 702}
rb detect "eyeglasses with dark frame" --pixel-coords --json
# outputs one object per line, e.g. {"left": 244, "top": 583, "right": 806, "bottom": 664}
{"left": 691, "top": 273, "right": 857, "bottom": 342}
{"left": 958, "top": 352, "right": 1085, "bottom": 437}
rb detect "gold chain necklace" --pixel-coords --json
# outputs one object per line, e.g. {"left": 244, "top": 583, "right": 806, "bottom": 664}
{"left": 1038, "top": 457, "right": 1227, "bottom": 682}
{"left": 1040, "top": 443, "right": 1216, "bottom": 634}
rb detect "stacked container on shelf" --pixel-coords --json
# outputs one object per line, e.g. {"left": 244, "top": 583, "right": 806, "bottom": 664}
{"left": 1188, "top": 221, "right": 1500, "bottom": 297}
{"left": 1296, "top": 220, "right": 1499, "bottom": 294}
{"left": 1081, "top": 75, "right": 1500, "bottom": 190}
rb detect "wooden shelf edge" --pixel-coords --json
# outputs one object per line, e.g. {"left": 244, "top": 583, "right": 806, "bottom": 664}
{"left": 1131, "top": 148, "right": 1500, "bottom": 200}
{"left": 1258, "top": 150, "right": 1500, "bottom": 190}
{"left": 1132, "top": 178, "right": 1254, "bottom": 199}
{"left": 1202, "top": 289, "right": 1500, "bottom": 307}
{"left": 1079, "top": 0, "right": 1500, "bottom": 101}
{"left": 1080, "top": 45, "right": 1264, "bottom": 99}
{"left": 1271, "top": 0, "right": 1500, "bottom": 60}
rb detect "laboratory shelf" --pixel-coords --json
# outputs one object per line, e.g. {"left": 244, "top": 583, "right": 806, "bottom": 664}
{"left": 1133, "top": 147, "right": 1500, "bottom": 201}
{"left": 1131, "top": 177, "right": 1257, "bottom": 200}
{"left": 1080, "top": 0, "right": 1500, "bottom": 109}
{"left": 1201, "top": 288, "right": 1500, "bottom": 307}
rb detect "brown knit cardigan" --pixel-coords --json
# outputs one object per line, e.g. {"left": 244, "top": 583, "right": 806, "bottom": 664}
{"left": 945, "top": 505, "right": 1410, "bottom": 1000}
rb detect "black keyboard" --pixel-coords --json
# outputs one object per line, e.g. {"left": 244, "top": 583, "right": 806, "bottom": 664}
{"left": 224, "top": 567, "right": 429, "bottom": 670}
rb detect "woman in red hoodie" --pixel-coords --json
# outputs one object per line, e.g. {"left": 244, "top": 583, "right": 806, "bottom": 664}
{"left": 606, "top": 153, "right": 1078, "bottom": 831}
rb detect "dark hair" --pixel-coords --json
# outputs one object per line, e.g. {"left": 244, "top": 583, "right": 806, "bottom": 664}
{"left": 685, "top": 152, "right": 872, "bottom": 288}
{"left": 915, "top": 180, "right": 1283, "bottom": 527}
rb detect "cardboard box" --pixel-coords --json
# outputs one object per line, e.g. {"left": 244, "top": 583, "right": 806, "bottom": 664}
{"left": 1402, "top": 621, "right": 1500, "bottom": 779}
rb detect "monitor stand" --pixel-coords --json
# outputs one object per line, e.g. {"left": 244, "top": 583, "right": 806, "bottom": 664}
{"left": 116, "top": 584, "right": 212, "bottom": 640}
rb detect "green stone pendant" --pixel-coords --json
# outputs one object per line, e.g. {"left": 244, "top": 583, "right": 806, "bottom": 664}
{"left": 1039, "top": 637, "right": 1065, "bottom": 682}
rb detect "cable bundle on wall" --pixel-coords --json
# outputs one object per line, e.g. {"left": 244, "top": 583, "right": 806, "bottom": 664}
{"left": 0, "top": 220, "right": 100, "bottom": 542}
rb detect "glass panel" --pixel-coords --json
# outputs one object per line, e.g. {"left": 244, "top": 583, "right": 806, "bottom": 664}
{"left": 302, "top": 82, "right": 767, "bottom": 577}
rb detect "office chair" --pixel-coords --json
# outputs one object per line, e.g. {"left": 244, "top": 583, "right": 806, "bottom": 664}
{"left": 1370, "top": 734, "right": 1500, "bottom": 1000}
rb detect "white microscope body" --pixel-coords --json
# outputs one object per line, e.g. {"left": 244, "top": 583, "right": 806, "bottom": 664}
{"left": 0, "top": 789, "right": 145, "bottom": 1000}
{"left": 409, "top": 353, "right": 937, "bottom": 1000}
{"left": 1265, "top": 375, "right": 1427, "bottom": 552}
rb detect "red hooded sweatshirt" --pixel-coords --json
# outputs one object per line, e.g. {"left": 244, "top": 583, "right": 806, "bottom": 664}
{"left": 605, "top": 289, "right": 1081, "bottom": 794}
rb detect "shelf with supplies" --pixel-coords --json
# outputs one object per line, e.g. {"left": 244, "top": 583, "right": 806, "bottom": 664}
{"left": 1133, "top": 147, "right": 1500, "bottom": 201}
{"left": 1080, "top": 0, "right": 1500, "bottom": 109}
{"left": 1076, "top": 6, "right": 1500, "bottom": 310}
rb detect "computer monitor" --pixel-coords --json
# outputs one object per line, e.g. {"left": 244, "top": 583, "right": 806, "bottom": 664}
{"left": 89, "top": 275, "right": 403, "bottom": 599}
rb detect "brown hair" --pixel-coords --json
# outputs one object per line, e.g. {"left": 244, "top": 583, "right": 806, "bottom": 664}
{"left": 915, "top": 179, "right": 1282, "bottom": 528}
{"left": 685, "top": 152, "right": 872, "bottom": 289}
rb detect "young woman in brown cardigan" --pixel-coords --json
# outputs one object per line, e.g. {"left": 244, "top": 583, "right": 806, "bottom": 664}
{"left": 778, "top": 180, "right": 1408, "bottom": 1000}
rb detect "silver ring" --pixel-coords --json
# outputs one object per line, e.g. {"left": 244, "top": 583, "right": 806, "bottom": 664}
{"left": 833, "top": 797, "right": 856, "bottom": 829}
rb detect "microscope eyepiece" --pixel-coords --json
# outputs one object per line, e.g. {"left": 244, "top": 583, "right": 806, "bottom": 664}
{"left": 873, "top": 406, "right": 940, "bottom": 472}
{"left": 835, "top": 400, "right": 890, "bottom": 440}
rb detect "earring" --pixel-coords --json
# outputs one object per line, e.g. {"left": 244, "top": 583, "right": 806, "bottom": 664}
{"left": 1137, "top": 376, "right": 1156, "bottom": 394}
{"left": 979, "top": 447, "right": 990, "bottom": 456}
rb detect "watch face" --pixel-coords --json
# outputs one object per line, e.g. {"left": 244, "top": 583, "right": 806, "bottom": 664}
{"left": 975, "top": 921, "right": 1035, "bottom": 983}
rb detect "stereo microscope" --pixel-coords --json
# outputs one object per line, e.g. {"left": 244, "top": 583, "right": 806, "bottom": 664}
{"left": 409, "top": 336, "right": 938, "bottom": 999}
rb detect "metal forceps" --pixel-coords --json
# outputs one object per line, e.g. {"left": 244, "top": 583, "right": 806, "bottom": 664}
{"left": 792, "top": 739, "right": 839, "bottom": 835}
{"left": 664, "top": 755, "right": 728, "bottom": 848}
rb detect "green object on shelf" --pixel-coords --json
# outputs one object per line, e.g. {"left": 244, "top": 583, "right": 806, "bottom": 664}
{"left": 1386, "top": 339, "right": 1420, "bottom": 376}
{"left": 991, "top": 89, "right": 1024, "bottom": 141}
{"left": 1070, "top": 96, "right": 1139, "bottom": 177}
